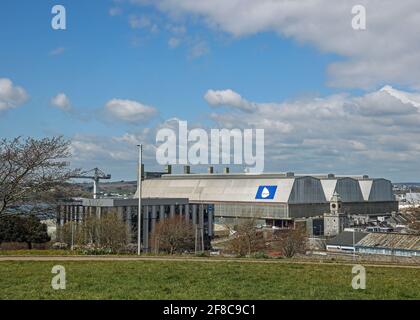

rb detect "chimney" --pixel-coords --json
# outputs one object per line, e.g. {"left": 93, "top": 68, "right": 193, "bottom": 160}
{"left": 224, "top": 167, "right": 230, "bottom": 174}
{"left": 165, "top": 165, "right": 172, "bottom": 174}
{"left": 184, "top": 165, "right": 191, "bottom": 174}
{"left": 208, "top": 166, "right": 214, "bottom": 174}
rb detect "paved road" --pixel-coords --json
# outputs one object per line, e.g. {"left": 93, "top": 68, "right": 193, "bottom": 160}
{"left": 0, "top": 255, "right": 419, "bottom": 269}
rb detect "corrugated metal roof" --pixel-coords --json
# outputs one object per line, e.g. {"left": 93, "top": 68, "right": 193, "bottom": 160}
{"left": 369, "top": 179, "right": 395, "bottom": 201}
{"left": 327, "top": 231, "right": 368, "bottom": 247}
{"left": 156, "top": 172, "right": 373, "bottom": 180}
{"left": 137, "top": 173, "right": 394, "bottom": 204}
{"left": 356, "top": 233, "right": 420, "bottom": 251}
{"left": 140, "top": 177, "right": 296, "bottom": 203}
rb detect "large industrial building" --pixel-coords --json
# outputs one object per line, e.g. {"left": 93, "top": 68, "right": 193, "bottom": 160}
{"left": 138, "top": 170, "right": 398, "bottom": 226}
{"left": 56, "top": 168, "right": 398, "bottom": 249}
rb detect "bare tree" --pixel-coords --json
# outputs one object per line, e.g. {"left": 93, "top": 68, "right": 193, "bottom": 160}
{"left": 99, "top": 211, "right": 128, "bottom": 250}
{"left": 150, "top": 216, "right": 195, "bottom": 254}
{"left": 0, "top": 136, "right": 77, "bottom": 218}
{"left": 226, "top": 219, "right": 266, "bottom": 256}
{"left": 271, "top": 226, "right": 307, "bottom": 258}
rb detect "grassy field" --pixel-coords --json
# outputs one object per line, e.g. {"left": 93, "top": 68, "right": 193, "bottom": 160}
{"left": 0, "top": 260, "right": 419, "bottom": 300}
{"left": 0, "top": 250, "right": 77, "bottom": 256}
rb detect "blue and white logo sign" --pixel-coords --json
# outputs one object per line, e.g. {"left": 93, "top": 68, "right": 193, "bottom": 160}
{"left": 255, "top": 185, "right": 277, "bottom": 200}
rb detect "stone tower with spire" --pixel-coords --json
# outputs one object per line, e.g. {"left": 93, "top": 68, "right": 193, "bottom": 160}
{"left": 324, "top": 191, "right": 348, "bottom": 237}
{"left": 330, "top": 191, "right": 342, "bottom": 214}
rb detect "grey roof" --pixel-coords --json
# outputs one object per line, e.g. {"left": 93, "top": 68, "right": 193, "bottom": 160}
{"left": 81, "top": 197, "right": 188, "bottom": 207}
{"left": 356, "top": 233, "right": 420, "bottom": 251}
{"left": 327, "top": 231, "right": 368, "bottom": 247}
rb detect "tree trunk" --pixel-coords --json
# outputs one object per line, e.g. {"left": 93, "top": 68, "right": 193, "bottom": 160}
{"left": 27, "top": 242, "right": 32, "bottom": 250}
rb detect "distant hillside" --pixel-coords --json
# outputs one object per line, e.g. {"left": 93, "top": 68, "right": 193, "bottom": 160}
{"left": 74, "top": 180, "right": 137, "bottom": 197}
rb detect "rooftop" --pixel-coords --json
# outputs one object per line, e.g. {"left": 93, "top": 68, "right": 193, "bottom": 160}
{"left": 327, "top": 231, "right": 368, "bottom": 247}
{"left": 156, "top": 172, "right": 375, "bottom": 180}
{"left": 356, "top": 232, "right": 420, "bottom": 251}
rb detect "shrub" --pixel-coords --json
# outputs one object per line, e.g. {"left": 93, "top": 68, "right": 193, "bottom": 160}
{"left": 52, "top": 242, "right": 68, "bottom": 250}
{"left": 0, "top": 215, "right": 50, "bottom": 249}
{"left": 252, "top": 252, "right": 269, "bottom": 259}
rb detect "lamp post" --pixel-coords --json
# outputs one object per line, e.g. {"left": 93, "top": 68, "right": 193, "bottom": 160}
{"left": 71, "top": 220, "right": 74, "bottom": 250}
{"left": 137, "top": 144, "right": 142, "bottom": 255}
{"left": 353, "top": 227, "right": 356, "bottom": 261}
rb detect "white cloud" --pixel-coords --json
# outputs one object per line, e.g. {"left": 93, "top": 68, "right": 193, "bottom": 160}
{"left": 49, "top": 47, "right": 65, "bottom": 56}
{"left": 168, "top": 37, "right": 181, "bottom": 48}
{"left": 189, "top": 40, "right": 209, "bottom": 58}
{"left": 70, "top": 86, "right": 420, "bottom": 180}
{"left": 137, "top": 0, "right": 420, "bottom": 89}
{"left": 207, "top": 85, "right": 420, "bottom": 178}
{"left": 0, "top": 78, "right": 28, "bottom": 111}
{"left": 204, "top": 89, "right": 256, "bottom": 112}
{"left": 168, "top": 25, "right": 186, "bottom": 35}
{"left": 129, "top": 15, "right": 159, "bottom": 33}
{"left": 129, "top": 15, "right": 150, "bottom": 29}
{"left": 109, "top": 7, "right": 123, "bottom": 16}
{"left": 51, "top": 93, "right": 72, "bottom": 112}
{"left": 69, "top": 125, "right": 167, "bottom": 179}
{"left": 104, "top": 99, "right": 158, "bottom": 123}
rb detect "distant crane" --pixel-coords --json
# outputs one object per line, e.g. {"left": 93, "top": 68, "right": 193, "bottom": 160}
{"left": 70, "top": 168, "right": 111, "bottom": 199}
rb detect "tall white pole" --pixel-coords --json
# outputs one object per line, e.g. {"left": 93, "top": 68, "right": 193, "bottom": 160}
{"left": 71, "top": 220, "right": 74, "bottom": 250}
{"left": 353, "top": 228, "right": 355, "bottom": 261}
{"left": 93, "top": 180, "right": 97, "bottom": 199}
{"left": 137, "top": 144, "right": 143, "bottom": 255}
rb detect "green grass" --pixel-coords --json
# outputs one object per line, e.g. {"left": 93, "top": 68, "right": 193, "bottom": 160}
{"left": 0, "top": 250, "right": 77, "bottom": 256}
{"left": 0, "top": 260, "right": 419, "bottom": 299}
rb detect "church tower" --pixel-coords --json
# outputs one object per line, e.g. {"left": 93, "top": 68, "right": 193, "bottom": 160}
{"left": 330, "top": 191, "right": 342, "bottom": 214}
{"left": 324, "top": 191, "right": 347, "bottom": 237}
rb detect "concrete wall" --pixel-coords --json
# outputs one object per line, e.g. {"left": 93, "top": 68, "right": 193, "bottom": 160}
{"left": 214, "top": 202, "right": 288, "bottom": 219}
{"left": 342, "top": 201, "right": 398, "bottom": 215}
{"left": 288, "top": 203, "right": 329, "bottom": 218}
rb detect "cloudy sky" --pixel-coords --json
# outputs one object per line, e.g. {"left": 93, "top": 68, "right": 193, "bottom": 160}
{"left": 1, "top": 0, "right": 420, "bottom": 181}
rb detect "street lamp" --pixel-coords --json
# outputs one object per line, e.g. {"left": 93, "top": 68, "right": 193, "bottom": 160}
{"left": 353, "top": 227, "right": 356, "bottom": 261}
{"left": 137, "top": 144, "right": 143, "bottom": 255}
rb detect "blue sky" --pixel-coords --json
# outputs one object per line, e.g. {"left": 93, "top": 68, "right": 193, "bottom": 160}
{"left": 1, "top": 0, "right": 420, "bottom": 181}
